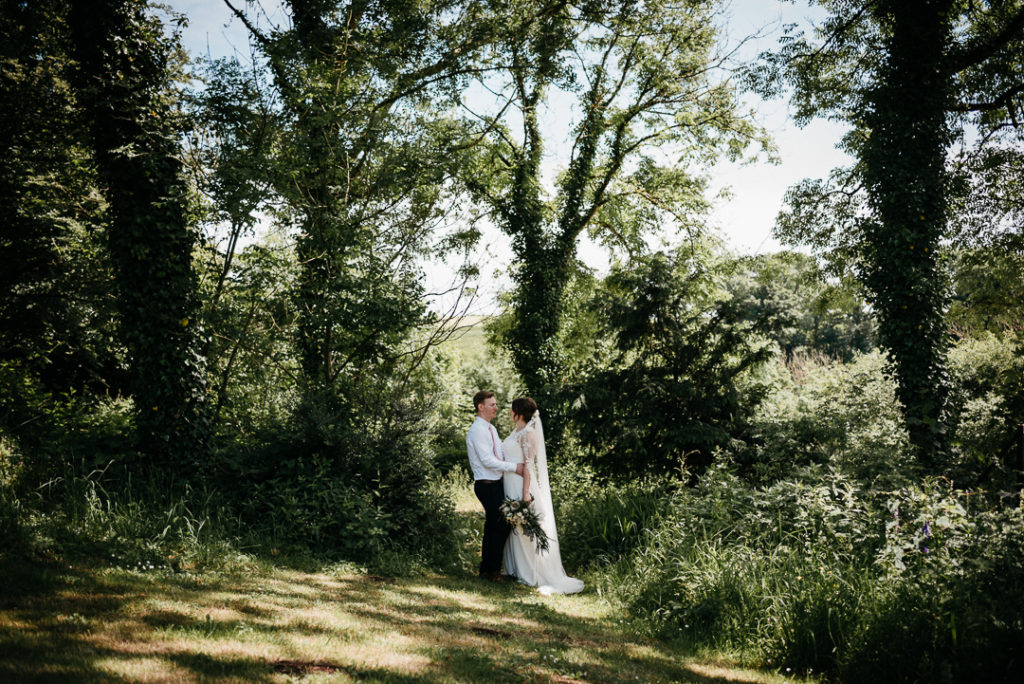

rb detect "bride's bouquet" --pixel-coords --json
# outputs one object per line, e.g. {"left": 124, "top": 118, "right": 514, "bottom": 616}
{"left": 500, "top": 497, "right": 549, "bottom": 553}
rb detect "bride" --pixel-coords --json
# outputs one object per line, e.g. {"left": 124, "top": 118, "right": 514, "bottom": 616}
{"left": 502, "top": 397, "right": 584, "bottom": 595}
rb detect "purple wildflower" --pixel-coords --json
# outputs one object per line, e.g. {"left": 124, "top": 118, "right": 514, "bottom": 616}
{"left": 919, "top": 521, "right": 932, "bottom": 554}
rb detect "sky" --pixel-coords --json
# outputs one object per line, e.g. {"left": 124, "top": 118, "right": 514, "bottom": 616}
{"left": 169, "top": 0, "right": 854, "bottom": 310}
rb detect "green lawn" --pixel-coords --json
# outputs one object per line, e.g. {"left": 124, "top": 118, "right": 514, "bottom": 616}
{"left": 0, "top": 486, "right": 807, "bottom": 683}
{"left": 0, "top": 562, "right": 805, "bottom": 683}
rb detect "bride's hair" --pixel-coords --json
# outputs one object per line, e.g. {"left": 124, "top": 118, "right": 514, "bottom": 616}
{"left": 511, "top": 396, "right": 538, "bottom": 423}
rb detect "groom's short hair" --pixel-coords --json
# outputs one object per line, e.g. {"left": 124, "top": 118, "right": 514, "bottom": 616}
{"left": 473, "top": 390, "right": 495, "bottom": 411}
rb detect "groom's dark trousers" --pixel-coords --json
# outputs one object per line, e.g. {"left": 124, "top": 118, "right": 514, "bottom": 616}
{"left": 474, "top": 479, "right": 511, "bottom": 576}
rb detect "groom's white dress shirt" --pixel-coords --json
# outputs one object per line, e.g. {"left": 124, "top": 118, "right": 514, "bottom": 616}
{"left": 466, "top": 416, "right": 518, "bottom": 481}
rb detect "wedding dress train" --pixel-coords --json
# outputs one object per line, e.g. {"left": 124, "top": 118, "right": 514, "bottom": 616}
{"left": 502, "top": 414, "right": 584, "bottom": 595}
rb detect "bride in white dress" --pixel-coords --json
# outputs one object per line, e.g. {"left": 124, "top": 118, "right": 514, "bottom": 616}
{"left": 502, "top": 397, "right": 584, "bottom": 595}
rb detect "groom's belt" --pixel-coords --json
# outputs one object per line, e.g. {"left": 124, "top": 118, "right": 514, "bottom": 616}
{"left": 476, "top": 478, "right": 502, "bottom": 484}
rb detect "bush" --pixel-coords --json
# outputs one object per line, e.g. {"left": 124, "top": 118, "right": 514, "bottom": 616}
{"left": 946, "top": 333, "right": 1024, "bottom": 489}
{"left": 737, "top": 350, "right": 915, "bottom": 487}
{"left": 613, "top": 462, "right": 1024, "bottom": 680}
{"left": 212, "top": 388, "right": 462, "bottom": 571}
{"left": 842, "top": 484, "right": 1024, "bottom": 682}
{"left": 556, "top": 472, "right": 672, "bottom": 570}
{"left": 0, "top": 436, "right": 27, "bottom": 552}
{"left": 10, "top": 457, "right": 250, "bottom": 573}
{"left": 564, "top": 250, "right": 772, "bottom": 477}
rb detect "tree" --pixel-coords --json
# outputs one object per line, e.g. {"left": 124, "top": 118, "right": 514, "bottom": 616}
{"left": 184, "top": 56, "right": 286, "bottom": 430}
{"left": 0, "top": 1, "right": 123, "bottom": 440}
{"left": 755, "top": 0, "right": 1024, "bottom": 463}
{"left": 723, "top": 251, "right": 875, "bottom": 361}
{"left": 225, "top": 0, "right": 511, "bottom": 413}
{"left": 67, "top": 0, "right": 208, "bottom": 469}
{"left": 463, "top": 0, "right": 768, "bottom": 448}
{"left": 565, "top": 248, "right": 772, "bottom": 477}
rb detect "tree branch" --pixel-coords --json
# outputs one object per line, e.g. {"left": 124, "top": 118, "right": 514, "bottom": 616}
{"left": 947, "top": 6, "right": 1024, "bottom": 74}
{"left": 956, "top": 82, "right": 1024, "bottom": 113}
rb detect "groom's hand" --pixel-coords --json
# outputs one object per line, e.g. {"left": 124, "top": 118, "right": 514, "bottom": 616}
{"left": 515, "top": 463, "right": 525, "bottom": 476}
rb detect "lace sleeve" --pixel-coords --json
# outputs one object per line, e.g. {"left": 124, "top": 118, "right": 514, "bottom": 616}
{"left": 519, "top": 429, "right": 537, "bottom": 465}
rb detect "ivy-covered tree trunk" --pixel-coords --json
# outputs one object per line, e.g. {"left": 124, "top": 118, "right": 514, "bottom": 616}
{"left": 503, "top": 67, "right": 611, "bottom": 447}
{"left": 861, "top": 0, "right": 955, "bottom": 463}
{"left": 501, "top": 64, "right": 574, "bottom": 404}
{"left": 70, "top": 0, "right": 207, "bottom": 469}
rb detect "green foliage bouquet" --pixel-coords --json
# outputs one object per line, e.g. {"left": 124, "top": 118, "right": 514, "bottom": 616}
{"left": 500, "top": 497, "right": 549, "bottom": 553}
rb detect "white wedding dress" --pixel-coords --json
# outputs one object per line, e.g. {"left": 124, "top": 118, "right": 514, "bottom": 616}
{"left": 502, "top": 413, "right": 584, "bottom": 595}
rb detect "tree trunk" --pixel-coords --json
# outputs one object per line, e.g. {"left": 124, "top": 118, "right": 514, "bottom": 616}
{"left": 861, "top": 0, "right": 955, "bottom": 464}
{"left": 70, "top": 0, "right": 207, "bottom": 469}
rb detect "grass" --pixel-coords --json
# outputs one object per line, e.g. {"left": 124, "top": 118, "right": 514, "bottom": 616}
{"left": 0, "top": 482, "right": 811, "bottom": 683}
{"left": 0, "top": 562, "right": 805, "bottom": 683}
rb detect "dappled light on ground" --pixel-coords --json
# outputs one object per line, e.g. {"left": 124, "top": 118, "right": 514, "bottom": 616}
{"left": 0, "top": 558, "right": 802, "bottom": 683}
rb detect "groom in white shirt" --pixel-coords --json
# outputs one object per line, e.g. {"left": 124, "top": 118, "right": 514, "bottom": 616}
{"left": 467, "top": 390, "right": 525, "bottom": 581}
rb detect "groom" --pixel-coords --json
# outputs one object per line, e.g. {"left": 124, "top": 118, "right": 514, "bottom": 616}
{"left": 467, "top": 390, "right": 526, "bottom": 581}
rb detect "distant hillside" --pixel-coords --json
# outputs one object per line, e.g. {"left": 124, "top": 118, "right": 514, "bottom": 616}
{"left": 444, "top": 316, "right": 490, "bottom": 362}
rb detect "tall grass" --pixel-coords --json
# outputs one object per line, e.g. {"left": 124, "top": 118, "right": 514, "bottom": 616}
{"left": 609, "top": 467, "right": 1024, "bottom": 681}
{"left": 9, "top": 456, "right": 252, "bottom": 572}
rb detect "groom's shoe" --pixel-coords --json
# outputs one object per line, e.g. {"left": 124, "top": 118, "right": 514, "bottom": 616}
{"left": 479, "top": 571, "right": 504, "bottom": 583}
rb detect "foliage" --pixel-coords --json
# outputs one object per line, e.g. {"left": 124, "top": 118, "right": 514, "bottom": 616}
{"left": 589, "top": 331, "right": 1024, "bottom": 679}
{"left": 462, "top": 0, "right": 770, "bottom": 450}
{"left": 947, "top": 234, "right": 1024, "bottom": 337}
{"left": 564, "top": 249, "right": 772, "bottom": 476}
{"left": 755, "top": 0, "right": 1024, "bottom": 462}
{"left": 736, "top": 333, "right": 1023, "bottom": 489}
{"left": 736, "top": 350, "right": 914, "bottom": 487}
{"left": 68, "top": 0, "right": 210, "bottom": 467}
{"left": 616, "top": 463, "right": 1024, "bottom": 681}
{"left": 227, "top": 0, "right": 491, "bottom": 400}
{"left": 946, "top": 332, "right": 1024, "bottom": 488}
{"left": 0, "top": 1, "right": 125, "bottom": 443}
{"left": 198, "top": 238, "right": 300, "bottom": 438}
{"left": 555, "top": 471, "right": 672, "bottom": 571}
{"left": 723, "top": 251, "right": 875, "bottom": 361}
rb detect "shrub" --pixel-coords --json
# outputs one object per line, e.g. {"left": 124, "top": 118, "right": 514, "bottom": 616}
{"left": 946, "top": 333, "right": 1024, "bottom": 489}
{"left": 556, "top": 473, "right": 672, "bottom": 570}
{"left": 565, "top": 250, "right": 772, "bottom": 477}
{"left": 613, "top": 463, "right": 1024, "bottom": 680}
{"left": 842, "top": 484, "right": 1024, "bottom": 683}
{"left": 214, "top": 397, "right": 462, "bottom": 571}
{"left": 737, "top": 350, "right": 914, "bottom": 486}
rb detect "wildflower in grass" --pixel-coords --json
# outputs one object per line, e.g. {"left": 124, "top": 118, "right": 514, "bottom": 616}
{"left": 919, "top": 521, "right": 931, "bottom": 554}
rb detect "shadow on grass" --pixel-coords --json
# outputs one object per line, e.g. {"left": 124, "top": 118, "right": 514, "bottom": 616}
{"left": 0, "top": 547, "right": 773, "bottom": 684}
{"left": 0, "top": 556, "right": 132, "bottom": 683}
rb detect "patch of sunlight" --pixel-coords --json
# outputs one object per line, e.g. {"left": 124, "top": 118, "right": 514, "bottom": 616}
{"left": 454, "top": 485, "right": 481, "bottom": 513}
{"left": 327, "top": 633, "right": 434, "bottom": 673}
{"left": 95, "top": 655, "right": 183, "bottom": 682}
{"left": 401, "top": 584, "right": 494, "bottom": 613}
{"left": 686, "top": 661, "right": 787, "bottom": 683}
{"left": 623, "top": 641, "right": 668, "bottom": 659}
